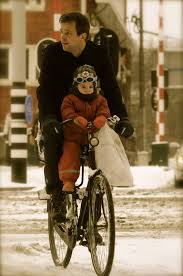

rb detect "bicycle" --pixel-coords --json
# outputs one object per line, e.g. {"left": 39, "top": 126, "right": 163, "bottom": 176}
{"left": 38, "top": 117, "right": 118, "bottom": 276}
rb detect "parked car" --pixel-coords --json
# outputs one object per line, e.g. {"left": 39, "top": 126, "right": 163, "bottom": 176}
{"left": 174, "top": 143, "right": 183, "bottom": 186}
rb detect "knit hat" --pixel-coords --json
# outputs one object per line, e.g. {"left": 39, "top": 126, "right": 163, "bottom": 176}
{"left": 73, "top": 64, "right": 98, "bottom": 87}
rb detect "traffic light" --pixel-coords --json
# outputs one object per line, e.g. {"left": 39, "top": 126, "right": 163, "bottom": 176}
{"left": 94, "top": 28, "right": 119, "bottom": 76}
{"left": 151, "top": 69, "right": 169, "bottom": 88}
{"left": 151, "top": 69, "right": 169, "bottom": 111}
{"left": 151, "top": 88, "right": 169, "bottom": 111}
{"left": 151, "top": 88, "right": 158, "bottom": 111}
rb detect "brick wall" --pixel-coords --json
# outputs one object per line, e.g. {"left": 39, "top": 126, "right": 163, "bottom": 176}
{"left": 0, "top": 0, "right": 81, "bottom": 128}
{"left": 0, "top": 11, "right": 11, "bottom": 43}
{"left": 0, "top": 87, "right": 10, "bottom": 129}
{"left": 26, "top": 0, "right": 80, "bottom": 44}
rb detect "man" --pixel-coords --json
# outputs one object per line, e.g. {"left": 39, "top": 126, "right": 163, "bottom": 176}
{"left": 37, "top": 12, "right": 134, "bottom": 217}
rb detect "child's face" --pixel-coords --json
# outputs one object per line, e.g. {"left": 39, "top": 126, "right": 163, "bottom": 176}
{"left": 77, "top": 82, "right": 94, "bottom": 94}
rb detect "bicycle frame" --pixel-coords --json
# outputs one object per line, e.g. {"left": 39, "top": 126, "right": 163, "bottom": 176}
{"left": 46, "top": 117, "right": 116, "bottom": 274}
{"left": 61, "top": 122, "right": 100, "bottom": 246}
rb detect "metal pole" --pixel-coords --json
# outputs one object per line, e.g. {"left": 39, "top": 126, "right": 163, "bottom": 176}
{"left": 139, "top": 0, "right": 145, "bottom": 150}
{"left": 81, "top": 0, "right": 87, "bottom": 14}
{"left": 11, "top": 0, "right": 27, "bottom": 183}
{"left": 155, "top": 0, "right": 165, "bottom": 142}
{"left": 151, "top": 0, "right": 168, "bottom": 167}
{"left": 123, "top": 0, "right": 127, "bottom": 24}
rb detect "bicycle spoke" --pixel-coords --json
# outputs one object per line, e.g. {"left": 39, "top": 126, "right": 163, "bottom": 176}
{"left": 89, "top": 172, "right": 115, "bottom": 276}
{"left": 48, "top": 200, "right": 73, "bottom": 267}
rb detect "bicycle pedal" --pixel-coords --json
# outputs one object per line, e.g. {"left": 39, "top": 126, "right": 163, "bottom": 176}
{"left": 56, "top": 223, "right": 66, "bottom": 232}
{"left": 79, "top": 240, "right": 88, "bottom": 247}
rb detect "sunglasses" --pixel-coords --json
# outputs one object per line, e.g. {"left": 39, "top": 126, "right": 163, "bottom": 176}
{"left": 74, "top": 76, "right": 97, "bottom": 83}
{"left": 73, "top": 72, "right": 97, "bottom": 84}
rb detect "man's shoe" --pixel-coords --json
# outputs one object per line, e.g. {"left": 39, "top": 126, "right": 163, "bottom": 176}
{"left": 51, "top": 188, "right": 66, "bottom": 223}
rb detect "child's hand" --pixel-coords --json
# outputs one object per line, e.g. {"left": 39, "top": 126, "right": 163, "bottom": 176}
{"left": 93, "top": 116, "right": 106, "bottom": 129}
{"left": 74, "top": 116, "right": 88, "bottom": 128}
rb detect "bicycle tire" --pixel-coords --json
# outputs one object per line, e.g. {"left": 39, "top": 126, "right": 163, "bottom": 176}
{"left": 47, "top": 200, "right": 73, "bottom": 268}
{"left": 88, "top": 171, "right": 115, "bottom": 276}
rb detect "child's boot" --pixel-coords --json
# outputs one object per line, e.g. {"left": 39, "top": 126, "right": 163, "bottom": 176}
{"left": 62, "top": 182, "right": 75, "bottom": 193}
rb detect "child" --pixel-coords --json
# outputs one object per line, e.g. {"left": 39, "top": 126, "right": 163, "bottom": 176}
{"left": 58, "top": 64, "right": 111, "bottom": 192}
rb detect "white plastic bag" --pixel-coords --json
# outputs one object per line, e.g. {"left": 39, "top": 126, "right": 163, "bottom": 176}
{"left": 94, "top": 123, "right": 133, "bottom": 187}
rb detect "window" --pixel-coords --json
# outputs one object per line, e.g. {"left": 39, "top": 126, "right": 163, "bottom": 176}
{"left": 0, "top": 49, "right": 8, "bottom": 79}
{"left": 26, "top": 0, "right": 45, "bottom": 11}
{"left": 26, "top": 48, "right": 29, "bottom": 80}
{"left": 0, "top": 0, "right": 11, "bottom": 10}
{"left": 0, "top": 46, "right": 38, "bottom": 86}
{"left": 0, "top": 0, "right": 45, "bottom": 11}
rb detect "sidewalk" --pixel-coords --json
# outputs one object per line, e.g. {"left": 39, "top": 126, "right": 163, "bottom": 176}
{"left": 0, "top": 165, "right": 175, "bottom": 191}
{"left": 0, "top": 166, "right": 45, "bottom": 191}
{"left": 0, "top": 165, "right": 89, "bottom": 191}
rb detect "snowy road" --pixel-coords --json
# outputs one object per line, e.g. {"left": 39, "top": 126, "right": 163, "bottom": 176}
{"left": 0, "top": 165, "right": 183, "bottom": 276}
{"left": 1, "top": 188, "right": 183, "bottom": 233}
{"left": 1, "top": 233, "right": 182, "bottom": 276}
{"left": 1, "top": 188, "right": 183, "bottom": 276}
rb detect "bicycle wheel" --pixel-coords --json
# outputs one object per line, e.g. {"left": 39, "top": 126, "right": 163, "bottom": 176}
{"left": 88, "top": 171, "right": 115, "bottom": 276}
{"left": 48, "top": 200, "right": 73, "bottom": 268}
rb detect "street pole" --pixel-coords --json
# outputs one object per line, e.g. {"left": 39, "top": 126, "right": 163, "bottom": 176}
{"left": 151, "top": 0, "right": 169, "bottom": 166}
{"left": 81, "top": 0, "right": 87, "bottom": 14}
{"left": 139, "top": 0, "right": 145, "bottom": 151}
{"left": 11, "top": 0, "right": 27, "bottom": 183}
{"left": 155, "top": 0, "right": 165, "bottom": 142}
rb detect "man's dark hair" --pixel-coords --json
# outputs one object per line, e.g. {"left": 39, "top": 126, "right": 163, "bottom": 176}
{"left": 59, "top": 12, "right": 90, "bottom": 39}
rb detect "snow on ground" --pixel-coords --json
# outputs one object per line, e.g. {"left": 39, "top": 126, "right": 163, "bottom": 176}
{"left": 131, "top": 166, "right": 174, "bottom": 188}
{"left": 0, "top": 165, "right": 175, "bottom": 190}
{"left": 1, "top": 234, "right": 182, "bottom": 276}
{"left": 0, "top": 164, "right": 182, "bottom": 276}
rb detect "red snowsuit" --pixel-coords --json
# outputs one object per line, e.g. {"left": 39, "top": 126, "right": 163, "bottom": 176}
{"left": 58, "top": 93, "right": 110, "bottom": 185}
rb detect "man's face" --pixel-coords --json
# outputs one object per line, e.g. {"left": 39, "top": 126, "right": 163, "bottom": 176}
{"left": 60, "top": 21, "right": 85, "bottom": 53}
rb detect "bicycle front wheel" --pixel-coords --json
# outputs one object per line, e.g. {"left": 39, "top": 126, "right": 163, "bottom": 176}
{"left": 88, "top": 171, "right": 115, "bottom": 276}
{"left": 48, "top": 200, "right": 72, "bottom": 268}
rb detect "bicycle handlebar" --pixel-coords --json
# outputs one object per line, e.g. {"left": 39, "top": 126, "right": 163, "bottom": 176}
{"left": 60, "top": 115, "right": 120, "bottom": 129}
{"left": 60, "top": 118, "right": 96, "bottom": 131}
{"left": 60, "top": 118, "right": 74, "bottom": 126}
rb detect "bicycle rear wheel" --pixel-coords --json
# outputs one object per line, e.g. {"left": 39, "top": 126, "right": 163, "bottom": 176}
{"left": 88, "top": 171, "right": 115, "bottom": 276}
{"left": 48, "top": 200, "right": 73, "bottom": 268}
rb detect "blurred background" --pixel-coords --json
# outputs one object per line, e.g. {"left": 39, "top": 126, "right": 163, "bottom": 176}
{"left": 0, "top": 0, "right": 183, "bottom": 168}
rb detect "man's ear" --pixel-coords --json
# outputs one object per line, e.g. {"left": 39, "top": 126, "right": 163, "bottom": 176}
{"left": 81, "top": 33, "right": 87, "bottom": 40}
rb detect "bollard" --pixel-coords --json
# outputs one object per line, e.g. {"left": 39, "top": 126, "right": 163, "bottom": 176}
{"left": 11, "top": 0, "right": 27, "bottom": 183}
{"left": 11, "top": 85, "right": 27, "bottom": 182}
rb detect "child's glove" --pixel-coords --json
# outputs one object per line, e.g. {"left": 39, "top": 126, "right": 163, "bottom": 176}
{"left": 74, "top": 116, "right": 88, "bottom": 128}
{"left": 93, "top": 116, "right": 106, "bottom": 129}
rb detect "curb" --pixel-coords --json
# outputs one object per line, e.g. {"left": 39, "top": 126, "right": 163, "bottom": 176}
{"left": 0, "top": 186, "right": 35, "bottom": 191}
{"left": 114, "top": 194, "right": 183, "bottom": 200}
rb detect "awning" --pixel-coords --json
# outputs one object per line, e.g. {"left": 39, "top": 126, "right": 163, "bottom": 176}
{"left": 94, "top": 3, "right": 135, "bottom": 48}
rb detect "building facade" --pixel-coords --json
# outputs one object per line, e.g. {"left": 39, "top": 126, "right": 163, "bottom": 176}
{"left": 0, "top": 0, "right": 81, "bottom": 130}
{"left": 1, "top": 0, "right": 182, "bottom": 162}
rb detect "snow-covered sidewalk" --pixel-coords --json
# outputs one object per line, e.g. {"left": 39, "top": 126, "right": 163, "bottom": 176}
{"left": 0, "top": 165, "right": 175, "bottom": 190}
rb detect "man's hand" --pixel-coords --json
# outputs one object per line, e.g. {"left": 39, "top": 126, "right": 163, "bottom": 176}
{"left": 42, "top": 117, "right": 63, "bottom": 140}
{"left": 115, "top": 118, "right": 134, "bottom": 138}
